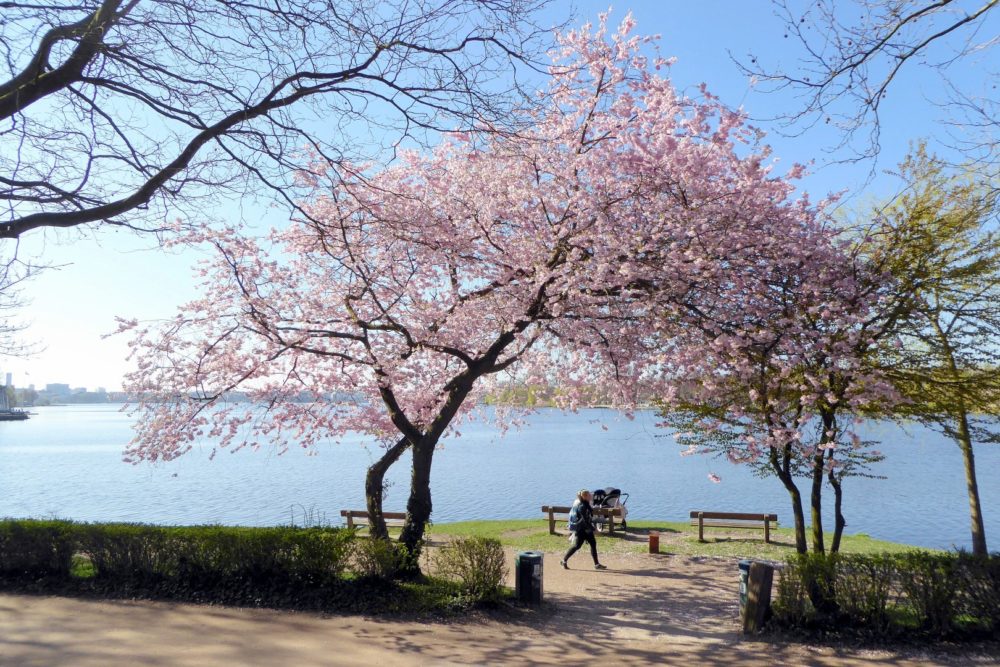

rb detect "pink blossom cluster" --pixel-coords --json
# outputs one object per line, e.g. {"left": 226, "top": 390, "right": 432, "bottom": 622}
{"left": 120, "top": 14, "right": 892, "bottom": 478}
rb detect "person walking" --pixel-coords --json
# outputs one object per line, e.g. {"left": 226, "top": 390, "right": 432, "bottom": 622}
{"left": 560, "top": 489, "right": 607, "bottom": 570}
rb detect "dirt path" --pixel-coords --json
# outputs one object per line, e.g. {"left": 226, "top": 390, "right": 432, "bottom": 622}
{"left": 1, "top": 550, "right": 996, "bottom": 666}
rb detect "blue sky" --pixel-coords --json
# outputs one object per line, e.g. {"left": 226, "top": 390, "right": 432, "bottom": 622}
{"left": 5, "top": 1, "right": 993, "bottom": 390}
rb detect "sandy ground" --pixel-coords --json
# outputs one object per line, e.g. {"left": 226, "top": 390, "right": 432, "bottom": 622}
{"left": 1, "top": 547, "right": 998, "bottom": 666}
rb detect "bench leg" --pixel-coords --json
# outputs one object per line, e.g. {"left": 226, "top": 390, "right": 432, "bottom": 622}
{"left": 698, "top": 513, "right": 705, "bottom": 542}
{"left": 764, "top": 519, "right": 770, "bottom": 543}
{"left": 548, "top": 511, "right": 556, "bottom": 536}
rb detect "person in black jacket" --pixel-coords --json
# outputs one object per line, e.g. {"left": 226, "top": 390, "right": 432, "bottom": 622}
{"left": 560, "top": 489, "right": 607, "bottom": 570}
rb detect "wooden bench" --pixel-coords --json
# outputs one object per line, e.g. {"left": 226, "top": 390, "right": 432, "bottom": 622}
{"left": 690, "top": 511, "right": 778, "bottom": 543}
{"left": 340, "top": 509, "right": 407, "bottom": 531}
{"left": 541, "top": 505, "right": 624, "bottom": 535}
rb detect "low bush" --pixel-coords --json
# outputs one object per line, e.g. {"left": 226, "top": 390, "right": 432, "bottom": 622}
{"left": 771, "top": 556, "right": 811, "bottom": 626}
{"left": 350, "top": 535, "right": 409, "bottom": 581}
{"left": 0, "top": 519, "right": 355, "bottom": 607}
{"left": 895, "top": 551, "right": 958, "bottom": 635}
{"left": 833, "top": 553, "right": 896, "bottom": 632}
{"left": 770, "top": 550, "right": 1000, "bottom": 640}
{"left": 0, "top": 520, "right": 74, "bottom": 578}
{"left": 433, "top": 536, "right": 508, "bottom": 602}
{"left": 953, "top": 551, "right": 1000, "bottom": 634}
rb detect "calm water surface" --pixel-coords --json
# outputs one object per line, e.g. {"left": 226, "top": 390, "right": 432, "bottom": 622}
{"left": 1, "top": 404, "right": 997, "bottom": 551}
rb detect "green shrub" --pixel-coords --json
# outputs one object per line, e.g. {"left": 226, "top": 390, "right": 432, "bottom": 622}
{"left": 351, "top": 536, "right": 408, "bottom": 581}
{"left": 0, "top": 519, "right": 355, "bottom": 606}
{"left": 895, "top": 551, "right": 958, "bottom": 635}
{"left": 79, "top": 523, "right": 172, "bottom": 582}
{"left": 433, "top": 536, "right": 508, "bottom": 602}
{"left": 0, "top": 520, "right": 75, "bottom": 578}
{"left": 771, "top": 558, "right": 811, "bottom": 626}
{"left": 772, "top": 550, "right": 1000, "bottom": 640}
{"left": 952, "top": 551, "right": 1000, "bottom": 633}
{"left": 770, "top": 553, "right": 841, "bottom": 626}
{"left": 834, "top": 553, "right": 896, "bottom": 631}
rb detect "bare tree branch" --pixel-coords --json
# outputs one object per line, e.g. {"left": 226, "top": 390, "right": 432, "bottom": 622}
{"left": 738, "top": 0, "right": 998, "bottom": 163}
{"left": 0, "top": 0, "right": 554, "bottom": 240}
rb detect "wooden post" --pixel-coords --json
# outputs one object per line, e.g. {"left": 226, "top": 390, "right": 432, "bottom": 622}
{"left": 548, "top": 508, "right": 556, "bottom": 535}
{"left": 698, "top": 512, "right": 705, "bottom": 542}
{"left": 742, "top": 561, "right": 775, "bottom": 634}
{"left": 764, "top": 517, "right": 770, "bottom": 543}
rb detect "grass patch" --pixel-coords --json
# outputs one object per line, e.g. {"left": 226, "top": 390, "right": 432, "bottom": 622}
{"left": 70, "top": 554, "right": 95, "bottom": 579}
{"left": 429, "top": 518, "right": 925, "bottom": 561}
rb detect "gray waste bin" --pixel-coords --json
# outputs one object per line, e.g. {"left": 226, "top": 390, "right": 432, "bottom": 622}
{"left": 515, "top": 551, "right": 544, "bottom": 604}
{"left": 738, "top": 559, "right": 752, "bottom": 615}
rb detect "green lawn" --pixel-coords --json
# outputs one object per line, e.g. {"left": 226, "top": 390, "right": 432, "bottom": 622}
{"left": 428, "top": 518, "right": 927, "bottom": 560}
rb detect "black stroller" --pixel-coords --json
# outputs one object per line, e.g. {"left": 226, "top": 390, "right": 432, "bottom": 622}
{"left": 591, "top": 487, "right": 629, "bottom": 532}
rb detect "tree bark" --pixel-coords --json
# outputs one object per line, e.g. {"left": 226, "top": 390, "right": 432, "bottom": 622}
{"left": 771, "top": 446, "right": 807, "bottom": 553}
{"left": 933, "top": 320, "right": 989, "bottom": 556}
{"left": 398, "top": 437, "right": 435, "bottom": 576}
{"left": 809, "top": 450, "right": 826, "bottom": 554}
{"left": 364, "top": 436, "right": 411, "bottom": 540}
{"left": 828, "top": 465, "right": 846, "bottom": 553}
{"left": 956, "top": 410, "right": 989, "bottom": 556}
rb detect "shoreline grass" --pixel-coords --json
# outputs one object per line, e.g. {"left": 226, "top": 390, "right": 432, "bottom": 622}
{"left": 428, "top": 518, "right": 930, "bottom": 560}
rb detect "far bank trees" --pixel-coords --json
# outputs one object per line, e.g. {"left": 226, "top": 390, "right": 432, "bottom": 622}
{"left": 123, "top": 16, "right": 842, "bottom": 569}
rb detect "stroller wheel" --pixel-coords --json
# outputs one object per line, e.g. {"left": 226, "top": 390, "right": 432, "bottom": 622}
{"left": 621, "top": 521, "right": 627, "bottom": 530}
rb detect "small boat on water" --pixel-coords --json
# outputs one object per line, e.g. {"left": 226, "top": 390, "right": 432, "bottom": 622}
{"left": 0, "top": 386, "right": 30, "bottom": 420}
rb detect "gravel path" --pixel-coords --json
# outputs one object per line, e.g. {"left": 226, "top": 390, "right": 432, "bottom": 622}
{"left": 1, "top": 548, "right": 997, "bottom": 666}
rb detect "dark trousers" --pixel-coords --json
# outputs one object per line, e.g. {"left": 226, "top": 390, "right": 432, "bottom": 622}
{"left": 563, "top": 530, "right": 599, "bottom": 564}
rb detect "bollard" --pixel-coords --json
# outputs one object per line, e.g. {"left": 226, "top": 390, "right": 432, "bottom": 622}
{"left": 737, "top": 559, "right": 752, "bottom": 616}
{"left": 514, "top": 551, "right": 543, "bottom": 604}
{"left": 648, "top": 531, "right": 660, "bottom": 554}
{"left": 742, "top": 561, "right": 775, "bottom": 634}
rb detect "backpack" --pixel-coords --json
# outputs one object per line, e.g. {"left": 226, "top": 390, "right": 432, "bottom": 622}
{"left": 567, "top": 501, "right": 582, "bottom": 533}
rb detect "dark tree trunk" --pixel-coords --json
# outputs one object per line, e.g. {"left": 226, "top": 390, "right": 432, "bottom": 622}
{"left": 956, "top": 410, "right": 989, "bottom": 556}
{"left": 364, "top": 436, "right": 410, "bottom": 540}
{"left": 933, "top": 323, "right": 989, "bottom": 555}
{"left": 809, "top": 450, "right": 826, "bottom": 554}
{"left": 398, "top": 438, "right": 436, "bottom": 576}
{"left": 771, "top": 446, "right": 807, "bottom": 553}
{"left": 828, "top": 466, "right": 846, "bottom": 553}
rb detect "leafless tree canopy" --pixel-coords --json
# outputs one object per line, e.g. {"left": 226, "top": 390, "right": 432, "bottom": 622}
{"left": 0, "top": 252, "right": 40, "bottom": 357}
{"left": 739, "top": 0, "right": 998, "bottom": 163}
{"left": 0, "top": 0, "right": 551, "bottom": 240}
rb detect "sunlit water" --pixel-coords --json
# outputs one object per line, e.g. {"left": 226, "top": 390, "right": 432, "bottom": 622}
{"left": 1, "top": 404, "right": 997, "bottom": 551}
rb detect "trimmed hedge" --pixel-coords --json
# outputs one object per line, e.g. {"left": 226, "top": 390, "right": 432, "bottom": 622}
{"left": 0, "top": 520, "right": 75, "bottom": 578}
{"left": 771, "top": 550, "right": 1000, "bottom": 640}
{"left": 0, "top": 519, "right": 355, "bottom": 608}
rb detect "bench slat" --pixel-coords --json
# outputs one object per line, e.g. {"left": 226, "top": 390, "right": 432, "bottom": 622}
{"left": 690, "top": 510, "right": 778, "bottom": 543}
{"left": 691, "top": 520, "right": 767, "bottom": 529}
{"left": 340, "top": 510, "right": 407, "bottom": 530}
{"left": 689, "top": 511, "right": 778, "bottom": 521}
{"left": 542, "top": 505, "right": 622, "bottom": 535}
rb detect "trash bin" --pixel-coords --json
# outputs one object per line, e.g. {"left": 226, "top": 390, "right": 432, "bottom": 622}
{"left": 648, "top": 531, "right": 660, "bottom": 554}
{"left": 738, "top": 559, "right": 752, "bottom": 615}
{"left": 515, "top": 551, "right": 544, "bottom": 604}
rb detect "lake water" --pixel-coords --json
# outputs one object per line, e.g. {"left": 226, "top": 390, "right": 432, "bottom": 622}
{"left": 1, "top": 404, "right": 997, "bottom": 551}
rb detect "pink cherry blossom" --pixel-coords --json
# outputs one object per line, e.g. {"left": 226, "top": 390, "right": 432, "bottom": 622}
{"left": 121, "top": 14, "right": 888, "bottom": 554}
